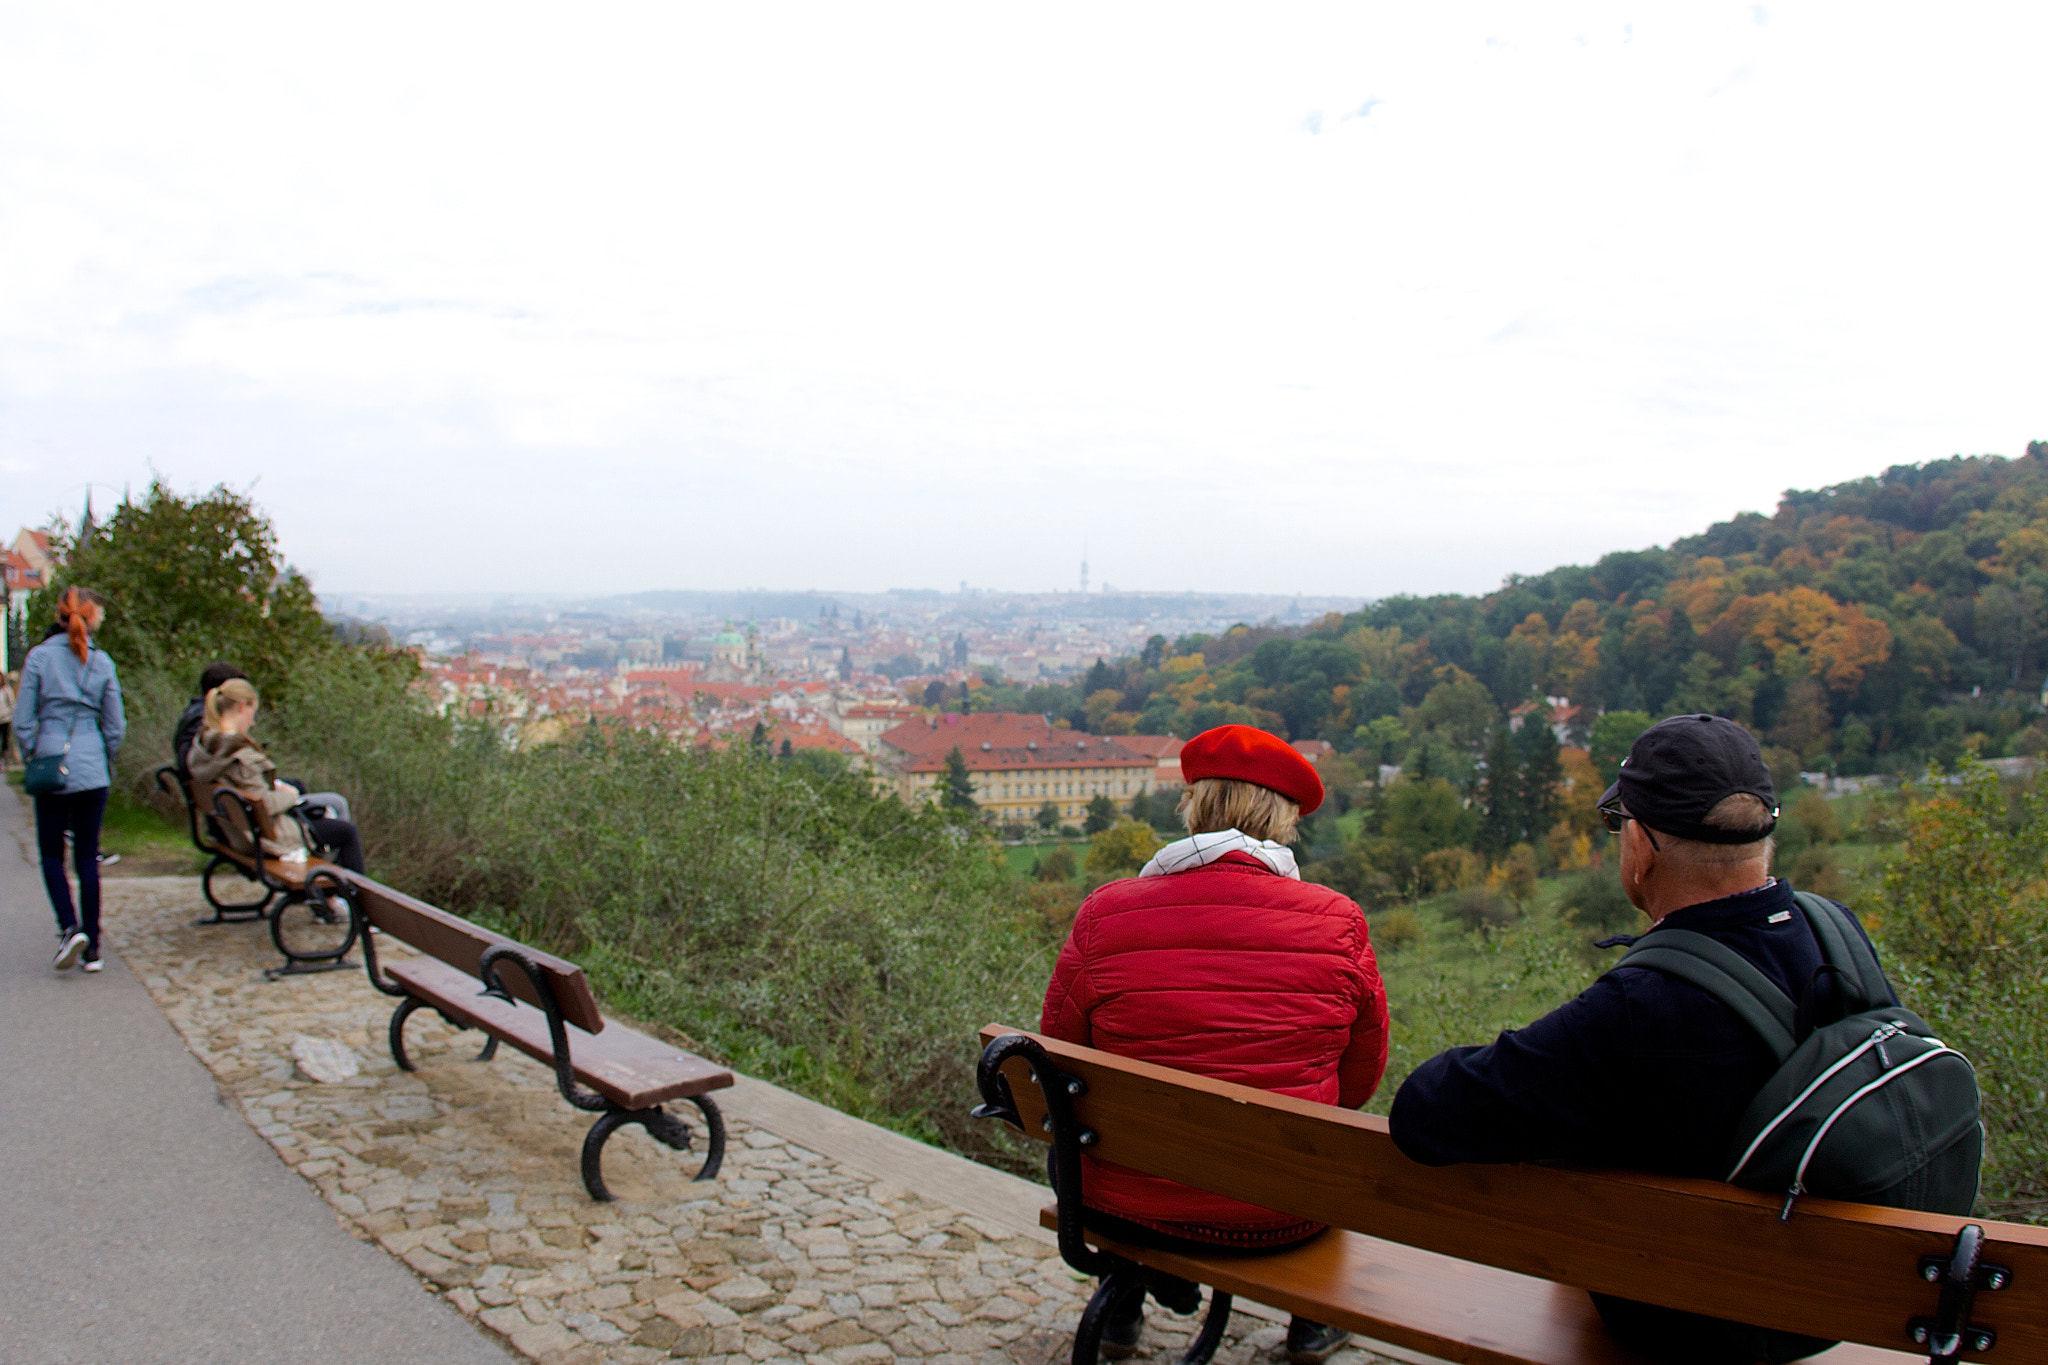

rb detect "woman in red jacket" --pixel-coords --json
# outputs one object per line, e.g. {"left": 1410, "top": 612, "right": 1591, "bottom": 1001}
{"left": 1040, "top": 724, "right": 1389, "bottom": 1363}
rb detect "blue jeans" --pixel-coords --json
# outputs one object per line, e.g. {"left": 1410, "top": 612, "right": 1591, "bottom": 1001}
{"left": 36, "top": 787, "right": 107, "bottom": 950}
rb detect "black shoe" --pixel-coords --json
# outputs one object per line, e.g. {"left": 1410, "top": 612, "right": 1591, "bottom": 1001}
{"left": 53, "top": 931, "right": 88, "bottom": 970}
{"left": 1100, "top": 1293, "right": 1145, "bottom": 1360}
{"left": 1285, "top": 1318, "right": 1351, "bottom": 1364}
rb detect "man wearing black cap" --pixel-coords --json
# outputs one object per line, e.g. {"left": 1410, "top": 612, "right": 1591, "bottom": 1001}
{"left": 1387, "top": 714, "right": 1892, "bottom": 1364}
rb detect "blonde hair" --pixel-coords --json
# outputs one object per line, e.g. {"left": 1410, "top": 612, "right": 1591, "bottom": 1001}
{"left": 1659, "top": 792, "right": 1776, "bottom": 869}
{"left": 203, "top": 678, "right": 260, "bottom": 731}
{"left": 1179, "top": 777, "right": 1302, "bottom": 844}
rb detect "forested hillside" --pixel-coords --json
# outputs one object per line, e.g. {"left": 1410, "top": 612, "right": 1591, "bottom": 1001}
{"left": 997, "top": 444, "right": 2048, "bottom": 780}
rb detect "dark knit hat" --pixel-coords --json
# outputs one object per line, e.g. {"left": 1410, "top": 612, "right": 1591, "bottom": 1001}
{"left": 1180, "top": 725, "right": 1325, "bottom": 815}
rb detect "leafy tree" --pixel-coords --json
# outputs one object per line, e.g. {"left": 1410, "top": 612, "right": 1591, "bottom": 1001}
{"left": 1035, "top": 800, "right": 1060, "bottom": 832}
{"left": 32, "top": 480, "right": 335, "bottom": 697}
{"left": 1083, "top": 794, "right": 1117, "bottom": 834}
{"left": 923, "top": 680, "right": 946, "bottom": 707}
{"left": 1588, "top": 710, "right": 1654, "bottom": 784}
{"left": 1035, "top": 846, "right": 1077, "bottom": 881}
{"left": 1380, "top": 777, "right": 1477, "bottom": 860}
{"left": 1086, "top": 820, "right": 1160, "bottom": 879}
{"left": 937, "top": 746, "right": 977, "bottom": 810}
{"left": 1868, "top": 763, "right": 2048, "bottom": 1206}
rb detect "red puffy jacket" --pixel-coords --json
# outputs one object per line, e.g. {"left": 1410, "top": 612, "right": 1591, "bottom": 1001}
{"left": 1039, "top": 852, "right": 1389, "bottom": 1241}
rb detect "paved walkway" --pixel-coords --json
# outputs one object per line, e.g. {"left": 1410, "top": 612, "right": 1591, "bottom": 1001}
{"left": 7, "top": 790, "right": 1419, "bottom": 1365}
{"left": 0, "top": 791, "right": 509, "bottom": 1365}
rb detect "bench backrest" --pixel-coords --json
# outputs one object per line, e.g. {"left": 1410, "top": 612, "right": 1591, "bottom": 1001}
{"left": 352, "top": 875, "right": 605, "bottom": 1035}
{"left": 196, "top": 780, "right": 269, "bottom": 861}
{"left": 983, "top": 1025, "right": 2048, "bottom": 1357}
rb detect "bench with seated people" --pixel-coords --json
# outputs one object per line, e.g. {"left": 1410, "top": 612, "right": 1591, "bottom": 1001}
{"left": 975, "top": 1025, "right": 2045, "bottom": 1365}
{"left": 156, "top": 762, "right": 361, "bottom": 976}
{"left": 338, "top": 873, "right": 734, "bottom": 1201}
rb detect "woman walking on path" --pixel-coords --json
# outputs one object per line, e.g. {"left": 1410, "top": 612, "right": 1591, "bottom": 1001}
{"left": 17, "top": 587, "right": 125, "bottom": 972}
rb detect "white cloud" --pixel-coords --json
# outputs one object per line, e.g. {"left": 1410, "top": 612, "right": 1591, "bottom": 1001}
{"left": 0, "top": 2, "right": 2043, "bottom": 596}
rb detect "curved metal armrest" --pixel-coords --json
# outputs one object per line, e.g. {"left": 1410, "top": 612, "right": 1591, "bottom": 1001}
{"left": 476, "top": 945, "right": 607, "bottom": 1113}
{"left": 972, "top": 1032, "right": 1115, "bottom": 1278}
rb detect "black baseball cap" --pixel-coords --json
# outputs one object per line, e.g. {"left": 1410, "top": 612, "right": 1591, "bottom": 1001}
{"left": 1598, "top": 714, "right": 1778, "bottom": 844}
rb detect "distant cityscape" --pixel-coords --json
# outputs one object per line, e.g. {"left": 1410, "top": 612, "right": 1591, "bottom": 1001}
{"left": 334, "top": 583, "right": 1359, "bottom": 824}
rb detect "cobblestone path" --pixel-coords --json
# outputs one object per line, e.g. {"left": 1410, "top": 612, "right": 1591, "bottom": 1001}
{"left": 98, "top": 878, "right": 1404, "bottom": 1365}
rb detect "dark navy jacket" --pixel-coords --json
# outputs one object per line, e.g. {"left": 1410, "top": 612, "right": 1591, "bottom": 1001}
{"left": 1389, "top": 878, "right": 1895, "bottom": 1179}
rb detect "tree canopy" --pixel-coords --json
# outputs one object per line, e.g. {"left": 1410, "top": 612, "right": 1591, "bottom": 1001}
{"left": 31, "top": 480, "right": 339, "bottom": 697}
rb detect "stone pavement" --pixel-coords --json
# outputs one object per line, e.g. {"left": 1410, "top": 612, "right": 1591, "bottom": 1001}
{"left": 88, "top": 871, "right": 1427, "bottom": 1365}
{"left": 0, "top": 797, "right": 508, "bottom": 1365}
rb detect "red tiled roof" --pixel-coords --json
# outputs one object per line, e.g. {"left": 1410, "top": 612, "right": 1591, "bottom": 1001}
{"left": 1116, "top": 735, "right": 1184, "bottom": 760}
{"left": 883, "top": 713, "right": 1154, "bottom": 774}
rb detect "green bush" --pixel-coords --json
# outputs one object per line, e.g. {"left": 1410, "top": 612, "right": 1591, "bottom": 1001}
{"left": 1866, "top": 763, "right": 2048, "bottom": 1214}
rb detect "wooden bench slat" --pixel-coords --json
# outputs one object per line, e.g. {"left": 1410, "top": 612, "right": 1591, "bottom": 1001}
{"left": 352, "top": 878, "right": 605, "bottom": 1035}
{"left": 1042, "top": 1206, "right": 1921, "bottom": 1365}
{"left": 388, "top": 958, "right": 731, "bottom": 1110}
{"left": 987, "top": 1026, "right": 2047, "bottom": 1357}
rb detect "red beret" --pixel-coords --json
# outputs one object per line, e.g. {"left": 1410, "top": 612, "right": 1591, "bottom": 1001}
{"left": 1179, "top": 725, "right": 1324, "bottom": 815}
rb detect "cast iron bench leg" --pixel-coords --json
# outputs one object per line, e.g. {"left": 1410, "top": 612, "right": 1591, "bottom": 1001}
{"left": 581, "top": 1094, "right": 727, "bottom": 1201}
{"left": 1071, "top": 1272, "right": 1231, "bottom": 1365}
{"left": 388, "top": 996, "right": 426, "bottom": 1071}
{"left": 196, "top": 853, "right": 274, "bottom": 925}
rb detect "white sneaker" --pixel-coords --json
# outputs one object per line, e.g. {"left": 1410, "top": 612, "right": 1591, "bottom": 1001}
{"left": 53, "top": 932, "right": 88, "bottom": 970}
{"left": 82, "top": 952, "right": 104, "bottom": 973}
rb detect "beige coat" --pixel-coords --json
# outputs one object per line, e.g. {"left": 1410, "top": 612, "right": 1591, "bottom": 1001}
{"left": 187, "top": 729, "right": 308, "bottom": 859}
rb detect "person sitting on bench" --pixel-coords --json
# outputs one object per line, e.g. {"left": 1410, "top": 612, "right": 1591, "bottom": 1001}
{"left": 1040, "top": 724, "right": 1390, "bottom": 1365}
{"left": 1389, "top": 715, "right": 1884, "bottom": 1365}
{"left": 186, "top": 678, "right": 366, "bottom": 875}
{"left": 174, "top": 661, "right": 354, "bottom": 824}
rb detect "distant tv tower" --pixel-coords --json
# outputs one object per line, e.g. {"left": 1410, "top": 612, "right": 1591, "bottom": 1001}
{"left": 1079, "top": 539, "right": 1089, "bottom": 595}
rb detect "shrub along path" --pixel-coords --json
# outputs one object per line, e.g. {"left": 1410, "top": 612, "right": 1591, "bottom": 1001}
{"left": 88, "top": 873, "right": 1414, "bottom": 1365}
{"left": 0, "top": 794, "right": 508, "bottom": 1365}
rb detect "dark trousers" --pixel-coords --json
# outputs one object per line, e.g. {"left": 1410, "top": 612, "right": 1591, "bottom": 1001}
{"left": 304, "top": 814, "right": 365, "bottom": 874}
{"left": 36, "top": 787, "right": 107, "bottom": 949}
{"left": 278, "top": 778, "right": 365, "bottom": 874}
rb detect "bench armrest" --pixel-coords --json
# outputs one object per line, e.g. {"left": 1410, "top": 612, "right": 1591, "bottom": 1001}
{"left": 477, "top": 945, "right": 609, "bottom": 1115}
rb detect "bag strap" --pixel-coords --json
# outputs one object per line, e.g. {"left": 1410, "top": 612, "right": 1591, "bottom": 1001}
{"left": 1792, "top": 890, "right": 1888, "bottom": 1012}
{"left": 1621, "top": 929, "right": 1801, "bottom": 1064}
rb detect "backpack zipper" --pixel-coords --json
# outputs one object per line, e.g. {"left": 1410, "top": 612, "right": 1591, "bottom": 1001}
{"left": 1728, "top": 1022, "right": 1907, "bottom": 1184}
{"left": 1775, "top": 1044, "right": 1961, "bottom": 1222}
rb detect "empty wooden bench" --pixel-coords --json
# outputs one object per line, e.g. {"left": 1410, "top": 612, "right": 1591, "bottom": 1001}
{"left": 975, "top": 1026, "right": 2048, "bottom": 1365}
{"left": 155, "top": 764, "right": 357, "bottom": 977}
{"left": 341, "top": 874, "right": 733, "bottom": 1200}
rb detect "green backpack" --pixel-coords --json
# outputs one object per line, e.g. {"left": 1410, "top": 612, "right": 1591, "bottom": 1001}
{"left": 1622, "top": 891, "right": 1983, "bottom": 1221}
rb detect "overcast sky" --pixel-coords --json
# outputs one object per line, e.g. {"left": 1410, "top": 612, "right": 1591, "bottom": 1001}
{"left": 2, "top": 3, "right": 2042, "bottom": 600}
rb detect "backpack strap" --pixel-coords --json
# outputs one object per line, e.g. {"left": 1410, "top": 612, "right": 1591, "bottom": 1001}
{"left": 1791, "top": 891, "right": 1890, "bottom": 1012}
{"left": 1621, "top": 930, "right": 1801, "bottom": 1064}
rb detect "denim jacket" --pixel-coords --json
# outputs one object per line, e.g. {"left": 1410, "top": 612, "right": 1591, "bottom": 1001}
{"left": 17, "top": 638, "right": 125, "bottom": 793}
